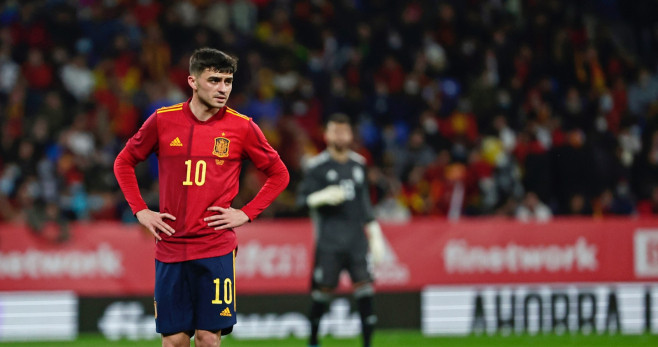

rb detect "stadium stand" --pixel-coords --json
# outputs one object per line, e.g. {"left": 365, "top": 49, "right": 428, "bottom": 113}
{"left": 1, "top": 0, "right": 658, "bottom": 230}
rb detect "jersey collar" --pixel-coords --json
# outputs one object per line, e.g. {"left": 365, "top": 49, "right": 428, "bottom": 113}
{"left": 183, "top": 98, "right": 227, "bottom": 125}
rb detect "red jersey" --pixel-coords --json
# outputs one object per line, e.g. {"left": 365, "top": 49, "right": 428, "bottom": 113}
{"left": 114, "top": 100, "right": 289, "bottom": 262}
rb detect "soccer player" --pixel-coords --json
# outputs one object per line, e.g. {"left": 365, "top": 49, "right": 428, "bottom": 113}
{"left": 298, "top": 113, "right": 386, "bottom": 347}
{"left": 114, "top": 48, "right": 289, "bottom": 347}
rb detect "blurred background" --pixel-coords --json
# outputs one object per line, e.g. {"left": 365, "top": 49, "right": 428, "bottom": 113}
{"left": 1, "top": 0, "right": 658, "bottom": 344}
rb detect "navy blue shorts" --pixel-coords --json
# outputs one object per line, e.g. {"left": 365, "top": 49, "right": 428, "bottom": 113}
{"left": 154, "top": 250, "right": 236, "bottom": 335}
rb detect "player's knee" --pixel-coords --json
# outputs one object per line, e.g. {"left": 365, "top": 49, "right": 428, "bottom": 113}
{"left": 162, "top": 331, "right": 193, "bottom": 347}
{"left": 353, "top": 282, "right": 374, "bottom": 299}
{"left": 162, "top": 339, "right": 186, "bottom": 347}
{"left": 312, "top": 289, "right": 332, "bottom": 303}
{"left": 194, "top": 330, "right": 221, "bottom": 347}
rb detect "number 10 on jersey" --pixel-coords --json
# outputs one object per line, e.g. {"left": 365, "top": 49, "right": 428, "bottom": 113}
{"left": 212, "top": 278, "right": 233, "bottom": 304}
{"left": 183, "top": 160, "right": 206, "bottom": 186}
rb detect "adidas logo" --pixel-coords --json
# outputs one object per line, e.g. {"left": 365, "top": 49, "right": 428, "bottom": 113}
{"left": 220, "top": 307, "right": 232, "bottom": 317}
{"left": 170, "top": 137, "right": 183, "bottom": 147}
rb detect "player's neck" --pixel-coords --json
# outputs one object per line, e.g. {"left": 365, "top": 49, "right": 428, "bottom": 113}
{"left": 189, "top": 96, "right": 221, "bottom": 122}
{"left": 328, "top": 147, "right": 349, "bottom": 163}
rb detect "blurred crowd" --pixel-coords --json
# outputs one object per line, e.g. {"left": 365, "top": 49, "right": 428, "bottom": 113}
{"left": 2, "top": 0, "right": 658, "bottom": 235}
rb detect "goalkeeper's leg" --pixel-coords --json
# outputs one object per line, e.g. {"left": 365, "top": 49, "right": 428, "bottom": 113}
{"left": 309, "top": 248, "right": 342, "bottom": 346}
{"left": 354, "top": 283, "right": 376, "bottom": 347}
{"left": 308, "top": 289, "right": 331, "bottom": 347}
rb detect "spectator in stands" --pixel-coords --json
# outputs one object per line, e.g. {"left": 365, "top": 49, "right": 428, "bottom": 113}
{"left": 515, "top": 191, "right": 552, "bottom": 223}
{"left": 1, "top": 0, "right": 658, "bottom": 222}
{"left": 637, "top": 186, "right": 658, "bottom": 216}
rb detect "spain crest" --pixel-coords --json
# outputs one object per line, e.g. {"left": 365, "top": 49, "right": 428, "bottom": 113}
{"left": 213, "top": 137, "right": 230, "bottom": 157}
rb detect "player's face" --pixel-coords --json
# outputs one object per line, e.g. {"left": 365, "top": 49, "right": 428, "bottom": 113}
{"left": 188, "top": 68, "right": 233, "bottom": 109}
{"left": 325, "top": 122, "right": 353, "bottom": 151}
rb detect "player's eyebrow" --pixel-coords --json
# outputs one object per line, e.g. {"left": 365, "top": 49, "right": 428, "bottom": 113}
{"left": 208, "top": 76, "right": 233, "bottom": 82}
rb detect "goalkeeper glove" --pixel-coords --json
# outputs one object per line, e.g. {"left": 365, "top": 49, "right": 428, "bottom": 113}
{"left": 366, "top": 221, "right": 386, "bottom": 265}
{"left": 307, "top": 185, "right": 346, "bottom": 208}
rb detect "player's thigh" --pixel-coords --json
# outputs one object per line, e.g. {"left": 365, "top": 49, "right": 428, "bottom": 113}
{"left": 155, "top": 260, "right": 194, "bottom": 334}
{"left": 192, "top": 250, "right": 237, "bottom": 334}
{"left": 347, "top": 246, "right": 373, "bottom": 284}
{"left": 312, "top": 248, "right": 345, "bottom": 289}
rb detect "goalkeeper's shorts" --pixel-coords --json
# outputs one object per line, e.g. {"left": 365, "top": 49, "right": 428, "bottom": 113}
{"left": 311, "top": 247, "right": 373, "bottom": 289}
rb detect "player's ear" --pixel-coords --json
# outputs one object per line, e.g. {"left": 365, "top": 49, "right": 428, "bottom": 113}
{"left": 323, "top": 129, "right": 330, "bottom": 144}
{"left": 188, "top": 75, "right": 197, "bottom": 91}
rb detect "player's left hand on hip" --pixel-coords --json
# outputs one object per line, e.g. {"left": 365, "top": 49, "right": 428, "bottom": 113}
{"left": 205, "top": 206, "right": 250, "bottom": 230}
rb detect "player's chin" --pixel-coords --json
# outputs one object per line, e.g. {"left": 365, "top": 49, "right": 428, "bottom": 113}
{"left": 212, "top": 99, "right": 226, "bottom": 108}
{"left": 334, "top": 144, "right": 350, "bottom": 151}
{"left": 203, "top": 96, "right": 226, "bottom": 109}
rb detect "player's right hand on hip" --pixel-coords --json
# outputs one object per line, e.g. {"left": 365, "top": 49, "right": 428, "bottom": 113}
{"left": 307, "top": 185, "right": 346, "bottom": 208}
{"left": 135, "top": 209, "right": 176, "bottom": 241}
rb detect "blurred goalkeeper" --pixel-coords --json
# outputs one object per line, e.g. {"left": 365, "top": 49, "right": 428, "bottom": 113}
{"left": 298, "top": 113, "right": 386, "bottom": 347}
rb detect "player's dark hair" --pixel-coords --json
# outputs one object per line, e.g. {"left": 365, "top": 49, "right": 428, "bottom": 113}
{"left": 326, "top": 113, "right": 352, "bottom": 126}
{"left": 189, "top": 48, "right": 238, "bottom": 76}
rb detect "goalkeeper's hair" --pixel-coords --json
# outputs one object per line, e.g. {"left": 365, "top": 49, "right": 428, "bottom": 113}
{"left": 326, "top": 113, "right": 352, "bottom": 127}
{"left": 189, "top": 48, "right": 238, "bottom": 76}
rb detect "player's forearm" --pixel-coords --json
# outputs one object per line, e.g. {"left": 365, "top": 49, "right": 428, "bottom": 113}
{"left": 114, "top": 148, "right": 149, "bottom": 215}
{"left": 366, "top": 220, "right": 386, "bottom": 263}
{"left": 240, "top": 159, "right": 290, "bottom": 220}
{"left": 306, "top": 185, "right": 346, "bottom": 208}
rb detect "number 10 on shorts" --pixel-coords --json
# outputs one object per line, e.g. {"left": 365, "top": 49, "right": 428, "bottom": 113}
{"left": 211, "top": 278, "right": 233, "bottom": 304}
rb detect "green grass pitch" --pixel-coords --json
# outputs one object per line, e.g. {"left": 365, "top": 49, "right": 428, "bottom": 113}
{"left": 5, "top": 331, "right": 658, "bottom": 347}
